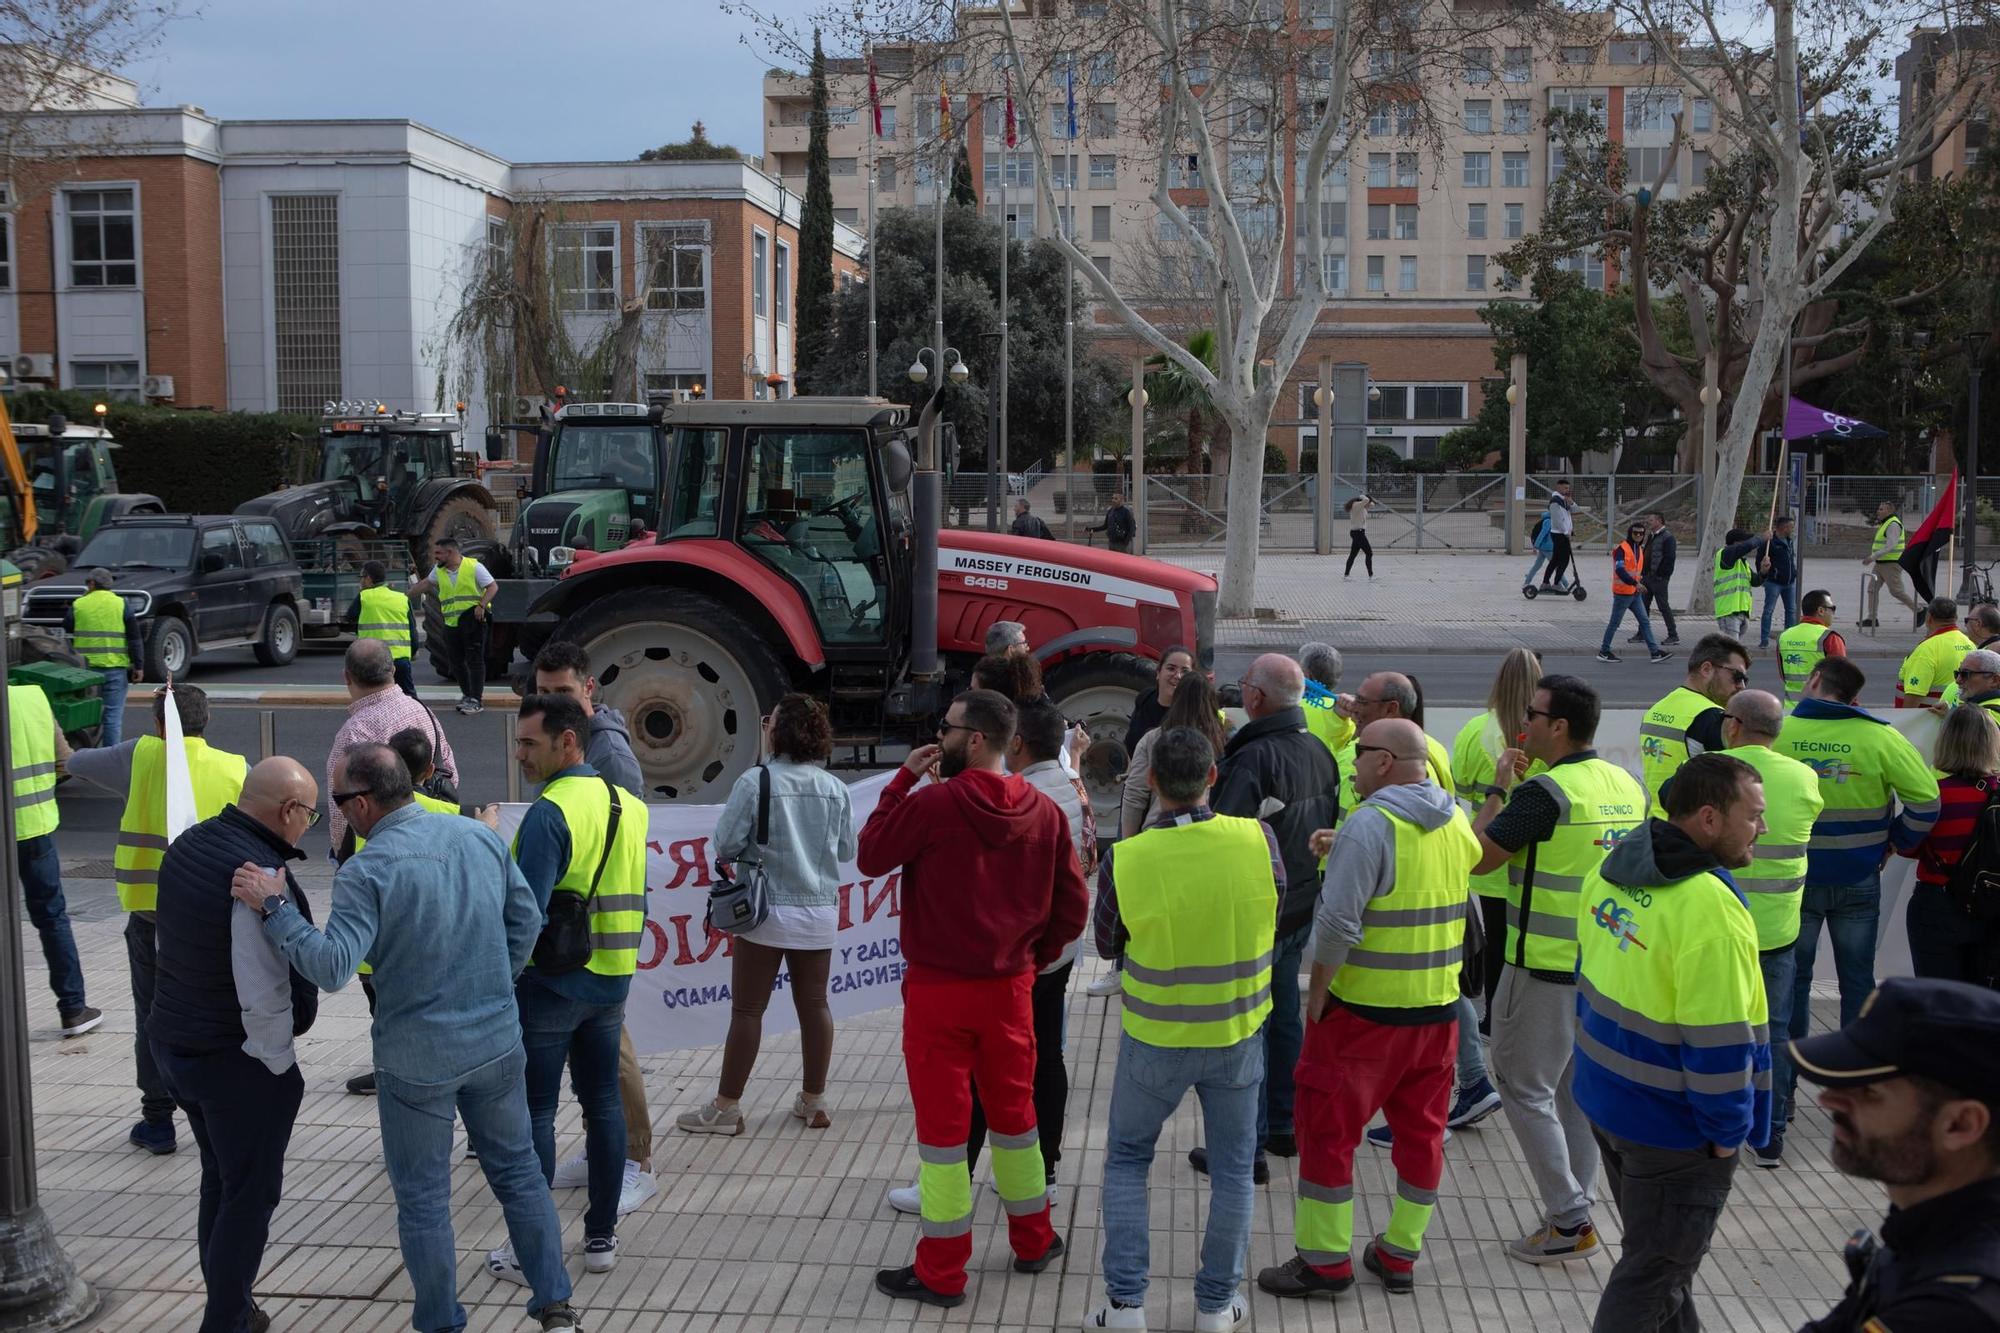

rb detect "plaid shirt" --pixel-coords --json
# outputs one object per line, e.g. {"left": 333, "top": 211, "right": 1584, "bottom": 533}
{"left": 326, "top": 687, "right": 457, "bottom": 850}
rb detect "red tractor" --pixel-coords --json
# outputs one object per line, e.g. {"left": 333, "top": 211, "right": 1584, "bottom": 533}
{"left": 510, "top": 397, "right": 1215, "bottom": 810}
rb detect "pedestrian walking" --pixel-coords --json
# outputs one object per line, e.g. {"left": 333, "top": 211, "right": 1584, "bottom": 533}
{"left": 1773, "top": 656, "right": 1940, "bottom": 1154}
{"left": 9, "top": 682, "right": 100, "bottom": 1036}
{"left": 350, "top": 560, "right": 420, "bottom": 697}
{"left": 1638, "top": 633, "right": 1751, "bottom": 818}
{"left": 1084, "top": 726, "right": 1282, "bottom": 1332}
{"left": 1713, "top": 527, "right": 1766, "bottom": 641}
{"left": 1450, "top": 648, "right": 1542, "bottom": 1027}
{"left": 1343, "top": 493, "right": 1375, "bottom": 578}
{"left": 244, "top": 741, "right": 582, "bottom": 1333}
{"left": 1860, "top": 499, "right": 1923, "bottom": 629}
{"left": 679, "top": 694, "right": 854, "bottom": 1136}
{"left": 493, "top": 693, "right": 651, "bottom": 1283}
{"left": 1193, "top": 655, "right": 1341, "bottom": 1179}
{"left": 1597, "top": 522, "right": 1673, "bottom": 663}
{"left": 1010, "top": 497, "right": 1055, "bottom": 541}
{"left": 1257, "top": 717, "right": 1478, "bottom": 1301}
{"left": 1631, "top": 511, "right": 1681, "bottom": 646}
{"left": 65, "top": 566, "right": 142, "bottom": 745}
{"left": 1776, "top": 591, "right": 1845, "bottom": 702}
{"left": 1792, "top": 978, "right": 2000, "bottom": 1333}
{"left": 410, "top": 536, "right": 495, "bottom": 714}
{"left": 1575, "top": 752, "right": 1772, "bottom": 1332}
{"left": 1122, "top": 672, "right": 1226, "bottom": 838}
{"left": 100, "top": 686, "right": 248, "bottom": 1155}
{"left": 1898, "top": 596, "right": 1977, "bottom": 710}
{"left": 149, "top": 758, "right": 322, "bottom": 1333}
{"left": 1296, "top": 640, "right": 1352, "bottom": 757}
{"left": 856, "top": 689, "right": 1086, "bottom": 1307}
{"left": 1757, "top": 515, "right": 1800, "bottom": 647}
{"left": 1948, "top": 649, "right": 2000, "bottom": 716}
{"left": 1717, "top": 689, "right": 1824, "bottom": 1169}
{"left": 1090, "top": 489, "right": 1135, "bottom": 553}
{"left": 1541, "top": 481, "right": 1577, "bottom": 590}
{"left": 326, "top": 639, "right": 457, "bottom": 854}
{"left": 1894, "top": 706, "right": 2000, "bottom": 986}
{"left": 1469, "top": 673, "right": 1646, "bottom": 1265}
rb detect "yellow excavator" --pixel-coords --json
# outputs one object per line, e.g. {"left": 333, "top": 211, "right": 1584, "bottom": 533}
{"left": 1, "top": 394, "right": 107, "bottom": 738}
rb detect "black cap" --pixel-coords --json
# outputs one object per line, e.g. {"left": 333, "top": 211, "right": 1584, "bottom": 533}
{"left": 1790, "top": 977, "right": 2000, "bottom": 1102}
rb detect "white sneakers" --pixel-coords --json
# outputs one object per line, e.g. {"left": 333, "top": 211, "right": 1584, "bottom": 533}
{"left": 886, "top": 1183, "right": 922, "bottom": 1214}
{"left": 488, "top": 1236, "right": 618, "bottom": 1285}
{"left": 1081, "top": 1296, "right": 1243, "bottom": 1330}
{"left": 551, "top": 1151, "right": 589, "bottom": 1189}
{"left": 582, "top": 1236, "right": 617, "bottom": 1274}
{"left": 549, "top": 1153, "right": 658, "bottom": 1217}
{"left": 1082, "top": 1306, "right": 1147, "bottom": 1329}
{"left": 1085, "top": 971, "right": 1123, "bottom": 997}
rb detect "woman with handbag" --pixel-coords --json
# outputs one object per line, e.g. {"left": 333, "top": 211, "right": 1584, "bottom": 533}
{"left": 1898, "top": 705, "right": 2000, "bottom": 985}
{"left": 677, "top": 694, "right": 856, "bottom": 1134}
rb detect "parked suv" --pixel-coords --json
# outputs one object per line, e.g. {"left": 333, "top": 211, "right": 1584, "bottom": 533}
{"left": 22, "top": 515, "right": 305, "bottom": 681}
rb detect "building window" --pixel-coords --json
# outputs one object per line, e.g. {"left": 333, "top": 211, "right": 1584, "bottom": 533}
{"left": 1090, "top": 155, "right": 1117, "bottom": 188}
{"left": 879, "top": 105, "right": 897, "bottom": 138}
{"left": 1089, "top": 51, "right": 1115, "bottom": 85}
{"left": 269, "top": 193, "right": 341, "bottom": 415}
{"left": 1465, "top": 99, "right": 1492, "bottom": 133}
{"left": 1560, "top": 44, "right": 1596, "bottom": 64}
{"left": 1316, "top": 201, "right": 1346, "bottom": 237}
{"left": 1464, "top": 151, "right": 1491, "bottom": 187}
{"left": 1396, "top": 152, "right": 1418, "bottom": 187}
{"left": 1367, "top": 205, "right": 1390, "bottom": 239}
{"left": 1463, "top": 47, "right": 1493, "bottom": 80}
{"left": 1503, "top": 47, "right": 1531, "bottom": 82}
{"left": 1626, "top": 89, "right": 1682, "bottom": 132}
{"left": 879, "top": 157, "right": 898, "bottom": 192}
{"left": 1503, "top": 99, "right": 1532, "bottom": 134}
{"left": 1321, "top": 253, "right": 1346, "bottom": 291}
{"left": 1049, "top": 153, "right": 1077, "bottom": 189}
{"left": 646, "top": 372, "right": 706, "bottom": 401}
{"left": 829, "top": 157, "right": 858, "bottom": 176}
{"left": 1367, "top": 48, "right": 1395, "bottom": 77}
{"left": 67, "top": 188, "right": 138, "bottom": 287}
{"left": 1549, "top": 88, "right": 1609, "bottom": 128}
{"left": 1467, "top": 202, "right": 1487, "bottom": 238}
{"left": 1393, "top": 204, "right": 1418, "bottom": 239}
{"left": 1502, "top": 151, "right": 1529, "bottom": 188}
{"left": 1504, "top": 202, "right": 1525, "bottom": 237}
{"left": 1607, "top": 38, "right": 1654, "bottom": 64}
{"left": 1692, "top": 98, "right": 1713, "bottom": 133}
{"left": 1555, "top": 251, "right": 1606, "bottom": 289}
{"left": 1367, "top": 153, "right": 1390, "bottom": 187}
{"left": 984, "top": 152, "right": 1035, "bottom": 189}
{"left": 1091, "top": 254, "right": 1112, "bottom": 279}
{"left": 1091, "top": 205, "right": 1112, "bottom": 241}
{"left": 555, "top": 224, "right": 617, "bottom": 312}
{"left": 1466, "top": 254, "right": 1487, "bottom": 290}
{"left": 70, "top": 360, "right": 142, "bottom": 401}
{"left": 1628, "top": 144, "right": 1681, "bottom": 185}
{"left": 774, "top": 241, "right": 790, "bottom": 325}
{"left": 1398, "top": 255, "right": 1418, "bottom": 290}
{"left": 1414, "top": 386, "right": 1465, "bottom": 418}
{"left": 1369, "top": 386, "right": 1408, "bottom": 420}
{"left": 752, "top": 230, "right": 768, "bottom": 318}
{"left": 834, "top": 207, "right": 859, "bottom": 224}
{"left": 1088, "top": 102, "right": 1117, "bottom": 137}
{"left": 642, "top": 224, "right": 707, "bottom": 311}
{"left": 1365, "top": 255, "right": 1386, "bottom": 291}
{"left": 1368, "top": 103, "right": 1392, "bottom": 137}
{"left": 1168, "top": 152, "right": 1202, "bottom": 188}
{"left": 1076, "top": 0, "right": 1109, "bottom": 14}
{"left": 1691, "top": 149, "right": 1711, "bottom": 186}
{"left": 0, "top": 187, "right": 10, "bottom": 290}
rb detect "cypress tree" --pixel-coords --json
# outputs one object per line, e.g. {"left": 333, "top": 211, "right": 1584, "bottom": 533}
{"left": 950, "top": 141, "right": 978, "bottom": 208}
{"left": 792, "top": 28, "right": 837, "bottom": 395}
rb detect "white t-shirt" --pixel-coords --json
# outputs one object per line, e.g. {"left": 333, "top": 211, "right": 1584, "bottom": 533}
{"left": 1547, "top": 495, "right": 1576, "bottom": 535}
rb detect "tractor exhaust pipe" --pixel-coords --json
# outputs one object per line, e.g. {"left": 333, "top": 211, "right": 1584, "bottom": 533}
{"left": 910, "top": 393, "right": 943, "bottom": 682}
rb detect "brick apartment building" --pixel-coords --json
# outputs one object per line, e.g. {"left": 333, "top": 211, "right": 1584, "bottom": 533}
{"left": 0, "top": 73, "right": 863, "bottom": 437}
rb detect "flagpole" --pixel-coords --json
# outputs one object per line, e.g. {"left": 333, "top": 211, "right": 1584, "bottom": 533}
{"left": 1062, "top": 65, "right": 1077, "bottom": 542}
{"left": 865, "top": 42, "right": 878, "bottom": 399}
{"left": 999, "top": 90, "right": 1010, "bottom": 534}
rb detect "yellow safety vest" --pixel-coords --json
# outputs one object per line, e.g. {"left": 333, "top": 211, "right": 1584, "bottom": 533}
{"left": 1329, "top": 803, "right": 1476, "bottom": 1009}
{"left": 1713, "top": 550, "right": 1752, "bottom": 618}
{"left": 518, "top": 774, "right": 650, "bottom": 977}
{"left": 1777, "top": 622, "right": 1837, "bottom": 703}
{"left": 71, "top": 587, "right": 132, "bottom": 668}
{"left": 1335, "top": 733, "right": 1454, "bottom": 827}
{"left": 9, "top": 684, "right": 60, "bottom": 840}
{"left": 350, "top": 790, "right": 460, "bottom": 975}
{"left": 1898, "top": 629, "right": 1975, "bottom": 709}
{"left": 1303, "top": 703, "right": 1353, "bottom": 759}
{"left": 1640, "top": 685, "right": 1718, "bottom": 819}
{"left": 1722, "top": 744, "right": 1823, "bottom": 951}
{"left": 357, "top": 585, "right": 414, "bottom": 659}
{"left": 1505, "top": 758, "right": 1646, "bottom": 972}
{"left": 114, "top": 736, "right": 249, "bottom": 912}
{"left": 435, "top": 558, "right": 485, "bottom": 628}
{"left": 1452, "top": 711, "right": 1546, "bottom": 900}
{"left": 1115, "top": 815, "right": 1278, "bottom": 1048}
{"left": 1873, "top": 516, "right": 1905, "bottom": 562}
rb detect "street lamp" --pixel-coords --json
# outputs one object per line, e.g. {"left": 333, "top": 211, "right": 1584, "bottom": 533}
{"left": 1965, "top": 329, "right": 1990, "bottom": 602}
{"left": 977, "top": 331, "right": 1004, "bottom": 531}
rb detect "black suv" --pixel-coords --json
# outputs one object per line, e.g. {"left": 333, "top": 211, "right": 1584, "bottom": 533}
{"left": 23, "top": 515, "right": 305, "bottom": 681}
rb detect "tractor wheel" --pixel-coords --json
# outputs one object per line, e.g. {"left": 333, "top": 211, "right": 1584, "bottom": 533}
{"left": 424, "top": 494, "right": 497, "bottom": 550}
{"left": 1045, "top": 652, "right": 1159, "bottom": 828}
{"left": 560, "top": 587, "right": 786, "bottom": 802}
{"left": 422, "top": 597, "right": 453, "bottom": 681}
{"left": 9, "top": 547, "right": 67, "bottom": 581}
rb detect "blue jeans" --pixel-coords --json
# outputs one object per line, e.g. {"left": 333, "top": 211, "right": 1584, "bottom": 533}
{"left": 18, "top": 834, "right": 85, "bottom": 1013}
{"left": 98, "top": 666, "right": 129, "bottom": 747}
{"left": 1522, "top": 550, "right": 1550, "bottom": 586}
{"left": 1790, "top": 878, "right": 1879, "bottom": 1034}
{"left": 1759, "top": 582, "right": 1799, "bottom": 645}
{"left": 1103, "top": 1031, "right": 1264, "bottom": 1313}
{"left": 1259, "top": 921, "right": 1311, "bottom": 1146}
{"left": 376, "top": 1044, "right": 571, "bottom": 1332}
{"left": 1601, "top": 592, "right": 1659, "bottom": 654}
{"left": 1454, "top": 994, "right": 1487, "bottom": 1089}
{"left": 518, "top": 981, "right": 627, "bottom": 1239}
{"left": 1759, "top": 946, "right": 1797, "bottom": 1138}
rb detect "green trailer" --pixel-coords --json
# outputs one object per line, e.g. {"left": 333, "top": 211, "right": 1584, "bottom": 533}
{"left": 293, "top": 537, "right": 419, "bottom": 646}
{"left": 6, "top": 658, "right": 104, "bottom": 738}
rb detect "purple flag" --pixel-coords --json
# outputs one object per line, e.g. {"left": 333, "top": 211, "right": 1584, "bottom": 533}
{"left": 1782, "top": 397, "right": 1885, "bottom": 441}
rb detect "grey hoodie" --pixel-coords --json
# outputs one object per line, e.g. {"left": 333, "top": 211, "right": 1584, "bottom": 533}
{"left": 587, "top": 705, "right": 643, "bottom": 795}
{"left": 1313, "top": 779, "right": 1466, "bottom": 973}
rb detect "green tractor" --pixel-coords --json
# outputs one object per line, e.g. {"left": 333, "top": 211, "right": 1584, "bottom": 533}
{"left": 4, "top": 414, "right": 167, "bottom": 581}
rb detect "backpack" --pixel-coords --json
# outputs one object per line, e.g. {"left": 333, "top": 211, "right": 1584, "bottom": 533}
{"left": 1532, "top": 513, "right": 1551, "bottom": 547}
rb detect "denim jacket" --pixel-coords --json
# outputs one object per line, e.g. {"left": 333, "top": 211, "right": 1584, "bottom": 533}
{"left": 712, "top": 758, "right": 857, "bottom": 908}
{"left": 264, "top": 801, "right": 541, "bottom": 1084}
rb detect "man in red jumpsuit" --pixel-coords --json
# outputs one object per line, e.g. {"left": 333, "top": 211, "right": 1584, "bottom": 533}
{"left": 859, "top": 688, "right": 1090, "bottom": 1307}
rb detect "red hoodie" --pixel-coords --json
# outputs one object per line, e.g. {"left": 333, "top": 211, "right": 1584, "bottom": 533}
{"left": 857, "top": 765, "right": 1089, "bottom": 981}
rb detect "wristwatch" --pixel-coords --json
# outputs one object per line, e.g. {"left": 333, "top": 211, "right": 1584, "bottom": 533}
{"left": 260, "top": 893, "right": 286, "bottom": 921}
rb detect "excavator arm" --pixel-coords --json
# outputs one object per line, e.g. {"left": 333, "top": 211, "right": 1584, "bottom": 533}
{"left": 0, "top": 394, "right": 39, "bottom": 543}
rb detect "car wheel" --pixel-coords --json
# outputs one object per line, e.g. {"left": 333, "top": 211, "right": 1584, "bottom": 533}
{"left": 144, "top": 617, "right": 194, "bottom": 682}
{"left": 254, "top": 603, "right": 300, "bottom": 667}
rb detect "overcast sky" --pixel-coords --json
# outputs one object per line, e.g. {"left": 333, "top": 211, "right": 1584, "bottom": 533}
{"left": 127, "top": 0, "right": 822, "bottom": 162}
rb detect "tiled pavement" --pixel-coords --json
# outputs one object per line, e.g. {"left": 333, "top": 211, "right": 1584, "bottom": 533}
{"left": 28, "top": 864, "right": 1877, "bottom": 1332}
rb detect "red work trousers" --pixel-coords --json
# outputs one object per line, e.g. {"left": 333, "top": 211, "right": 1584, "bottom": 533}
{"left": 902, "top": 967, "right": 1055, "bottom": 1294}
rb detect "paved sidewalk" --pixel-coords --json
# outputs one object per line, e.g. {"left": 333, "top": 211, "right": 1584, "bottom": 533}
{"left": 25, "top": 854, "right": 1882, "bottom": 1333}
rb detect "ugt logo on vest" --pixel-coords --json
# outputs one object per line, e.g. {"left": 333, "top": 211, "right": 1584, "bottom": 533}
{"left": 1593, "top": 825, "right": 1637, "bottom": 853}
{"left": 1591, "top": 898, "right": 1648, "bottom": 952}
{"left": 1804, "top": 757, "right": 1854, "bottom": 783}
{"left": 1641, "top": 736, "right": 1668, "bottom": 762}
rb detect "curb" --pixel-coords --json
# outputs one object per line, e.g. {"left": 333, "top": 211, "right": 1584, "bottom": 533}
{"left": 129, "top": 686, "right": 521, "bottom": 711}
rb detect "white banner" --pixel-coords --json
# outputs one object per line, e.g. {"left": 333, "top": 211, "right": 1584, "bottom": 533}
{"left": 497, "top": 771, "right": 907, "bottom": 1055}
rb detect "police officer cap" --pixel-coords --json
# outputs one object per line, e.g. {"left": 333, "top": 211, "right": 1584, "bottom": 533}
{"left": 1790, "top": 977, "right": 2000, "bottom": 1102}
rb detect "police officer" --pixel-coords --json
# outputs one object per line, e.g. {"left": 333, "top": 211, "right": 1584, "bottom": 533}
{"left": 1639, "top": 633, "right": 1752, "bottom": 817}
{"left": 66, "top": 567, "right": 142, "bottom": 745}
{"left": 1793, "top": 977, "right": 2000, "bottom": 1333}
{"left": 1776, "top": 591, "right": 1845, "bottom": 704}
{"left": 350, "top": 560, "right": 419, "bottom": 698}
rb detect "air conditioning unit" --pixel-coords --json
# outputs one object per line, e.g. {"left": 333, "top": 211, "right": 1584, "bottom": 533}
{"left": 510, "top": 394, "right": 550, "bottom": 420}
{"left": 143, "top": 374, "right": 176, "bottom": 400}
{"left": 13, "top": 353, "right": 54, "bottom": 381}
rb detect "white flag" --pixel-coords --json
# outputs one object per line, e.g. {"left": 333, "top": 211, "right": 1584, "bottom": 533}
{"left": 160, "top": 680, "right": 198, "bottom": 842}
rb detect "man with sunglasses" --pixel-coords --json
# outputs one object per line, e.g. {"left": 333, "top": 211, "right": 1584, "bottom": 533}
{"left": 148, "top": 757, "right": 323, "bottom": 1333}
{"left": 1946, "top": 649, "right": 2000, "bottom": 717}
{"left": 1639, "top": 633, "right": 1752, "bottom": 819}
{"left": 1897, "top": 598, "right": 1976, "bottom": 711}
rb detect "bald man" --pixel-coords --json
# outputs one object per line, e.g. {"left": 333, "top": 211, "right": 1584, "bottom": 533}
{"left": 148, "top": 757, "right": 323, "bottom": 1333}
{"left": 1191, "top": 652, "right": 1340, "bottom": 1178}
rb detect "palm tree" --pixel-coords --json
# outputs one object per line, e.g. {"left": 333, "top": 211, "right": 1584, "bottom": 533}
{"left": 1145, "top": 329, "right": 1220, "bottom": 477}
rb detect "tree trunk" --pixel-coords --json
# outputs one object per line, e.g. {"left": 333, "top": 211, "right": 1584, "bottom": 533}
{"left": 1216, "top": 398, "right": 1273, "bottom": 616}
{"left": 608, "top": 297, "right": 647, "bottom": 403}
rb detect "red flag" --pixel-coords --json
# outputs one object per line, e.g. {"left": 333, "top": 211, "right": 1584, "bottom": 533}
{"left": 1004, "top": 69, "right": 1017, "bottom": 148}
{"left": 940, "top": 77, "right": 952, "bottom": 136}
{"left": 867, "top": 52, "right": 882, "bottom": 139}
{"left": 1898, "top": 470, "right": 1957, "bottom": 603}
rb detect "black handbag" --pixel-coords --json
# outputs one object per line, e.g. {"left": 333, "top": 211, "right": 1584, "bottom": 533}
{"left": 532, "top": 778, "right": 624, "bottom": 975}
{"left": 707, "top": 765, "right": 774, "bottom": 935}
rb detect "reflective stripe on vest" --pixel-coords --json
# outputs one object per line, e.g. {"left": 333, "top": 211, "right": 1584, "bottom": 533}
{"left": 357, "top": 585, "right": 414, "bottom": 658}
{"left": 114, "top": 737, "right": 249, "bottom": 912}
{"left": 1873, "top": 516, "right": 1905, "bottom": 562}
{"left": 1640, "top": 685, "right": 1716, "bottom": 819}
{"left": 1777, "top": 622, "right": 1835, "bottom": 702}
{"left": 436, "top": 559, "right": 484, "bottom": 627}
{"left": 1452, "top": 712, "right": 1546, "bottom": 901}
{"left": 1713, "top": 551, "right": 1752, "bottom": 617}
{"left": 516, "top": 774, "right": 650, "bottom": 977}
{"left": 1613, "top": 541, "right": 1644, "bottom": 596}
{"left": 1329, "top": 804, "right": 1476, "bottom": 1009}
{"left": 351, "top": 791, "right": 460, "bottom": 975}
{"left": 71, "top": 588, "right": 131, "bottom": 667}
{"left": 1115, "top": 815, "right": 1278, "bottom": 1048}
{"left": 1721, "top": 744, "right": 1823, "bottom": 951}
{"left": 1505, "top": 759, "right": 1646, "bottom": 972}
{"left": 9, "top": 685, "right": 60, "bottom": 840}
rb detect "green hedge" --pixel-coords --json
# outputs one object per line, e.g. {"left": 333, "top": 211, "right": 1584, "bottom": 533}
{"left": 5, "top": 389, "right": 318, "bottom": 514}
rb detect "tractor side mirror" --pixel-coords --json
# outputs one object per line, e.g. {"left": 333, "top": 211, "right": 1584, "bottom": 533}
{"left": 484, "top": 427, "right": 505, "bottom": 463}
{"left": 880, "top": 439, "right": 914, "bottom": 494}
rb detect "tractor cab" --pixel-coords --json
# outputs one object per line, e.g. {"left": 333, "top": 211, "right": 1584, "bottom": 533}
{"left": 317, "top": 404, "right": 465, "bottom": 531}
{"left": 512, "top": 401, "right": 663, "bottom": 575}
